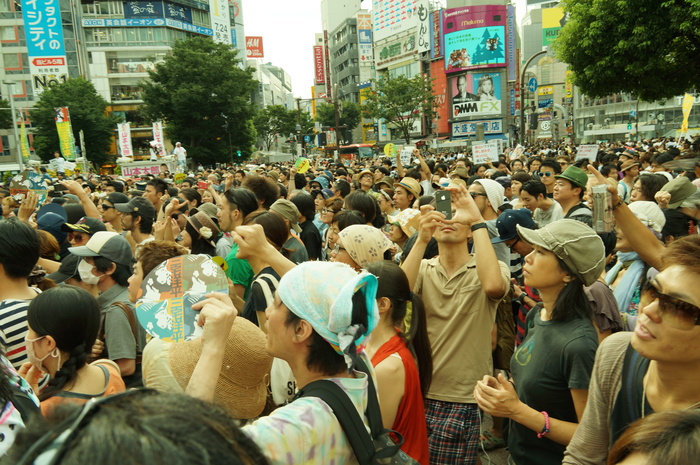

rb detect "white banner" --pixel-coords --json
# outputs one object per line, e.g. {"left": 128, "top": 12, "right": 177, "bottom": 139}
{"left": 472, "top": 141, "right": 499, "bottom": 164}
{"left": 152, "top": 121, "right": 166, "bottom": 157}
{"left": 118, "top": 123, "right": 133, "bottom": 157}
{"left": 400, "top": 145, "right": 415, "bottom": 165}
{"left": 210, "top": 0, "right": 232, "bottom": 44}
{"left": 416, "top": 0, "right": 431, "bottom": 53}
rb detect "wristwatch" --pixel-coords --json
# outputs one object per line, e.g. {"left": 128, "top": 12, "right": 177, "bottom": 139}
{"left": 471, "top": 222, "right": 488, "bottom": 232}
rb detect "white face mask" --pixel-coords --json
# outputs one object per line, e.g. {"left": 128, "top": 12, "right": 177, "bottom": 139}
{"left": 25, "top": 336, "right": 61, "bottom": 373}
{"left": 78, "top": 259, "right": 102, "bottom": 285}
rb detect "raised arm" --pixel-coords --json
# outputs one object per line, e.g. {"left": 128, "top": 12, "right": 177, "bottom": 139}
{"left": 61, "top": 180, "right": 101, "bottom": 219}
{"left": 401, "top": 205, "right": 442, "bottom": 290}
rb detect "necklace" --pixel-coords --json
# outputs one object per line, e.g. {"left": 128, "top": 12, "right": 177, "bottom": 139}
{"left": 641, "top": 373, "right": 700, "bottom": 418}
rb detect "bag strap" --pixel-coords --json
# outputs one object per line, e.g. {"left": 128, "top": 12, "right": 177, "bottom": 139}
{"left": 298, "top": 380, "right": 375, "bottom": 465}
{"left": 254, "top": 273, "right": 279, "bottom": 307}
{"left": 110, "top": 301, "right": 142, "bottom": 364}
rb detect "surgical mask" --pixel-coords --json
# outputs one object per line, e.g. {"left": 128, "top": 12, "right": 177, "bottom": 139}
{"left": 78, "top": 259, "right": 102, "bottom": 285}
{"left": 25, "top": 336, "right": 61, "bottom": 373}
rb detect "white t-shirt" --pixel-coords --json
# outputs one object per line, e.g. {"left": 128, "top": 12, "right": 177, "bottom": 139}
{"left": 174, "top": 146, "right": 187, "bottom": 162}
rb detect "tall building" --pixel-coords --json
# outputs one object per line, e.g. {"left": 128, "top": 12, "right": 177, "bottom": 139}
{"left": 248, "top": 60, "right": 294, "bottom": 109}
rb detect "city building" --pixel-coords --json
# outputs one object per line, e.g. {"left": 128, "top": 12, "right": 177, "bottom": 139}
{"left": 248, "top": 60, "right": 294, "bottom": 109}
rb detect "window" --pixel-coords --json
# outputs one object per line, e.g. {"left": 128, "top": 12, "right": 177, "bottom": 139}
{"left": 3, "top": 53, "right": 19, "bottom": 68}
{"left": 0, "top": 26, "right": 16, "bottom": 41}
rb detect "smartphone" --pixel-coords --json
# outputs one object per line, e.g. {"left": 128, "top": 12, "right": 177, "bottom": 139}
{"left": 435, "top": 191, "right": 452, "bottom": 220}
{"left": 197, "top": 181, "right": 208, "bottom": 190}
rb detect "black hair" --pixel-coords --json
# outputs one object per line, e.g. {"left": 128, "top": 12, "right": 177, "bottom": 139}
{"left": 243, "top": 211, "right": 291, "bottom": 259}
{"left": 598, "top": 231, "right": 618, "bottom": 257}
{"left": 167, "top": 186, "right": 178, "bottom": 197}
{"left": 401, "top": 233, "right": 439, "bottom": 262}
{"left": 540, "top": 158, "right": 562, "bottom": 174}
{"left": 8, "top": 391, "right": 270, "bottom": 465}
{"left": 550, "top": 259, "right": 592, "bottom": 322}
{"left": 310, "top": 189, "right": 323, "bottom": 202}
{"left": 406, "top": 168, "right": 422, "bottom": 182}
{"left": 184, "top": 221, "right": 216, "bottom": 256}
{"left": 376, "top": 166, "right": 390, "bottom": 177}
{"left": 520, "top": 180, "right": 547, "bottom": 199}
{"left": 285, "top": 287, "right": 370, "bottom": 375}
{"left": 634, "top": 174, "right": 668, "bottom": 202}
{"left": 27, "top": 286, "right": 101, "bottom": 401}
{"left": 662, "top": 209, "right": 695, "bottom": 243}
{"left": 278, "top": 185, "right": 288, "bottom": 199}
{"left": 344, "top": 191, "right": 384, "bottom": 228}
{"left": 600, "top": 164, "right": 618, "bottom": 178}
{"left": 182, "top": 177, "right": 197, "bottom": 188}
{"left": 293, "top": 173, "right": 307, "bottom": 189}
{"left": 527, "top": 156, "right": 543, "bottom": 171}
{"left": 129, "top": 212, "right": 154, "bottom": 234}
{"left": 333, "top": 179, "right": 351, "bottom": 198}
{"left": 334, "top": 210, "right": 365, "bottom": 231}
{"left": 178, "top": 188, "right": 201, "bottom": 209}
{"left": 223, "top": 188, "right": 259, "bottom": 220}
{"left": 0, "top": 218, "right": 40, "bottom": 279}
{"left": 364, "top": 261, "right": 433, "bottom": 397}
{"left": 147, "top": 178, "right": 168, "bottom": 195}
{"left": 93, "top": 256, "right": 132, "bottom": 287}
{"left": 290, "top": 194, "right": 315, "bottom": 222}
{"left": 242, "top": 175, "right": 280, "bottom": 209}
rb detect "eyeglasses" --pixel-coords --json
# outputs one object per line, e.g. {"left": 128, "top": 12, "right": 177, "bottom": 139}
{"left": 68, "top": 233, "right": 85, "bottom": 243}
{"left": 321, "top": 208, "right": 335, "bottom": 214}
{"left": 641, "top": 280, "right": 700, "bottom": 330}
{"left": 506, "top": 238, "right": 520, "bottom": 250}
{"left": 541, "top": 172, "right": 554, "bottom": 177}
{"left": 333, "top": 243, "right": 346, "bottom": 255}
{"left": 470, "top": 192, "right": 488, "bottom": 199}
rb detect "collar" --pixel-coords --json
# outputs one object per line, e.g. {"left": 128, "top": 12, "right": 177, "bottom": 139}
{"left": 96, "top": 284, "right": 129, "bottom": 308}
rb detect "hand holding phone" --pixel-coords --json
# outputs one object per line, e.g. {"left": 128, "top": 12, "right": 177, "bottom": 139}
{"left": 435, "top": 191, "right": 452, "bottom": 220}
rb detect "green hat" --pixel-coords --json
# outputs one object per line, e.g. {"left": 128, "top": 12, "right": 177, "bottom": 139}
{"left": 555, "top": 166, "right": 588, "bottom": 190}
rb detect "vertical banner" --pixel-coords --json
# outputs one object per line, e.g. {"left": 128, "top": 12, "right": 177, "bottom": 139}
{"left": 209, "top": 0, "right": 231, "bottom": 44}
{"left": 313, "top": 45, "right": 326, "bottom": 84}
{"left": 54, "top": 107, "right": 76, "bottom": 161}
{"left": 152, "top": 121, "right": 166, "bottom": 156}
{"left": 681, "top": 93, "right": 695, "bottom": 134}
{"left": 506, "top": 4, "right": 517, "bottom": 82}
{"left": 118, "top": 122, "right": 133, "bottom": 157}
{"left": 416, "top": 0, "right": 430, "bottom": 54}
{"left": 19, "top": 111, "right": 30, "bottom": 163}
{"left": 357, "top": 13, "right": 373, "bottom": 64}
{"left": 21, "top": 0, "right": 69, "bottom": 95}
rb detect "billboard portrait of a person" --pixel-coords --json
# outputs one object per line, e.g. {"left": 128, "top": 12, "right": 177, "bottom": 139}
{"left": 476, "top": 74, "right": 497, "bottom": 101}
{"left": 452, "top": 75, "right": 478, "bottom": 104}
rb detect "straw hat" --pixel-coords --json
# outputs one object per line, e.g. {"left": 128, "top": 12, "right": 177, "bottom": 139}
{"left": 169, "top": 318, "right": 273, "bottom": 419}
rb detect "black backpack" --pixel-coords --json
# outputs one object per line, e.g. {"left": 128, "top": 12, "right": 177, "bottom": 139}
{"left": 294, "top": 358, "right": 418, "bottom": 465}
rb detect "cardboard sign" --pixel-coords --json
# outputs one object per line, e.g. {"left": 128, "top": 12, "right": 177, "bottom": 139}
{"left": 576, "top": 145, "right": 599, "bottom": 162}
{"left": 135, "top": 255, "right": 228, "bottom": 342}
{"left": 294, "top": 157, "right": 311, "bottom": 174}
{"left": 384, "top": 143, "right": 396, "bottom": 157}
{"left": 472, "top": 142, "right": 499, "bottom": 164}
{"left": 400, "top": 145, "right": 414, "bottom": 166}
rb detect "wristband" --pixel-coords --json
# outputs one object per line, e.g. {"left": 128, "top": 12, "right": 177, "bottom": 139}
{"left": 471, "top": 222, "right": 488, "bottom": 232}
{"left": 518, "top": 292, "right": 528, "bottom": 304}
{"left": 611, "top": 198, "right": 624, "bottom": 211}
{"left": 537, "top": 411, "right": 550, "bottom": 439}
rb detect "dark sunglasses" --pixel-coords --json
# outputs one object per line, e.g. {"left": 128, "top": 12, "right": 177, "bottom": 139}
{"left": 541, "top": 172, "right": 554, "bottom": 177}
{"left": 67, "top": 233, "right": 85, "bottom": 242}
{"left": 641, "top": 280, "right": 700, "bottom": 330}
{"left": 470, "top": 192, "right": 488, "bottom": 199}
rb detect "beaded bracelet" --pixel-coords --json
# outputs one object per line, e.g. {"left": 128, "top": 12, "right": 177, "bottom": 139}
{"left": 537, "top": 411, "right": 550, "bottom": 439}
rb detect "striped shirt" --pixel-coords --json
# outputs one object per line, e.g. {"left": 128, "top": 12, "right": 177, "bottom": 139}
{"left": 0, "top": 299, "right": 33, "bottom": 370}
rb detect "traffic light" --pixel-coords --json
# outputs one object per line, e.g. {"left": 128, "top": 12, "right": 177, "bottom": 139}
{"left": 236, "top": 150, "right": 242, "bottom": 157}
{"left": 627, "top": 123, "right": 632, "bottom": 130}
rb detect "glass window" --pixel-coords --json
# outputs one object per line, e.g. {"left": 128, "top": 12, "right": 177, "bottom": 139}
{"left": 3, "top": 53, "right": 19, "bottom": 68}
{"left": 0, "top": 26, "right": 16, "bottom": 41}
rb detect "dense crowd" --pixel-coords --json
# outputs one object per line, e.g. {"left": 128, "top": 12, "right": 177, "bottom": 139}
{"left": 0, "top": 135, "right": 698, "bottom": 465}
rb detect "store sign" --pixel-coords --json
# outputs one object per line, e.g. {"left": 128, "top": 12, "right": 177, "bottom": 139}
{"left": 451, "top": 119, "right": 503, "bottom": 137}
{"left": 375, "top": 33, "right": 417, "bottom": 69}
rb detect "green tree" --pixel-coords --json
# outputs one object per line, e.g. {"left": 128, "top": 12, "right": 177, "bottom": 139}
{"left": 315, "top": 100, "right": 362, "bottom": 144}
{"left": 31, "top": 78, "right": 120, "bottom": 166}
{"left": 362, "top": 74, "right": 435, "bottom": 143}
{"left": 556, "top": 0, "right": 700, "bottom": 101}
{"left": 0, "top": 99, "right": 11, "bottom": 130}
{"left": 253, "top": 105, "right": 296, "bottom": 151}
{"left": 142, "top": 37, "right": 257, "bottom": 164}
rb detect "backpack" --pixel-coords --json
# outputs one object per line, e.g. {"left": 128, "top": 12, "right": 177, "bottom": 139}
{"left": 295, "top": 358, "right": 418, "bottom": 465}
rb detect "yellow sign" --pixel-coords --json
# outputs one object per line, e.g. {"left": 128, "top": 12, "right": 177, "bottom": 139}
{"left": 19, "top": 117, "right": 30, "bottom": 162}
{"left": 174, "top": 173, "right": 186, "bottom": 182}
{"left": 681, "top": 93, "right": 695, "bottom": 133}
{"left": 538, "top": 86, "right": 554, "bottom": 96}
{"left": 294, "top": 157, "right": 311, "bottom": 174}
{"left": 384, "top": 143, "right": 396, "bottom": 157}
{"left": 565, "top": 71, "right": 573, "bottom": 99}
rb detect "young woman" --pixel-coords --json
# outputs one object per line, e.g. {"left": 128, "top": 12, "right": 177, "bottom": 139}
{"left": 180, "top": 210, "right": 224, "bottom": 258}
{"left": 364, "top": 261, "right": 432, "bottom": 464}
{"left": 327, "top": 210, "right": 365, "bottom": 259}
{"left": 475, "top": 219, "right": 604, "bottom": 465}
{"left": 319, "top": 197, "right": 343, "bottom": 260}
{"left": 331, "top": 224, "right": 391, "bottom": 271}
{"left": 19, "top": 286, "right": 125, "bottom": 415}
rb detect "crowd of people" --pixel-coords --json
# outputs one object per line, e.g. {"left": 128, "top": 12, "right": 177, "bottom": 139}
{"left": 0, "top": 135, "right": 698, "bottom": 465}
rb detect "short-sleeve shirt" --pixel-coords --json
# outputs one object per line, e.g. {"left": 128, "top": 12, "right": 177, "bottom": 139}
{"left": 299, "top": 220, "right": 322, "bottom": 261}
{"left": 97, "top": 285, "right": 144, "bottom": 361}
{"left": 508, "top": 309, "right": 598, "bottom": 465}
{"left": 225, "top": 242, "right": 254, "bottom": 299}
{"left": 284, "top": 236, "right": 309, "bottom": 264}
{"left": 241, "top": 268, "right": 280, "bottom": 327}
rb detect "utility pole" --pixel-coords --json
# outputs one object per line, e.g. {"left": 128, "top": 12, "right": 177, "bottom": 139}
{"left": 520, "top": 50, "right": 547, "bottom": 145}
{"left": 3, "top": 81, "right": 23, "bottom": 170}
{"left": 333, "top": 83, "right": 341, "bottom": 146}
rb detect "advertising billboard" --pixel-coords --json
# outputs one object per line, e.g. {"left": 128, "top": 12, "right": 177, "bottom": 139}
{"left": 450, "top": 71, "right": 503, "bottom": 119}
{"left": 443, "top": 5, "right": 506, "bottom": 74}
{"left": 313, "top": 45, "right": 325, "bottom": 84}
{"left": 372, "top": 0, "right": 418, "bottom": 42}
{"left": 357, "top": 13, "right": 373, "bottom": 64}
{"left": 245, "top": 36, "right": 264, "bottom": 58}
{"left": 208, "top": 0, "right": 231, "bottom": 44}
{"left": 430, "top": 10, "right": 443, "bottom": 59}
{"left": 542, "top": 7, "right": 566, "bottom": 46}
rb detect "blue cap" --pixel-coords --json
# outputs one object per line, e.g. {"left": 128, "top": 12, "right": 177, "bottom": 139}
{"left": 492, "top": 208, "right": 536, "bottom": 243}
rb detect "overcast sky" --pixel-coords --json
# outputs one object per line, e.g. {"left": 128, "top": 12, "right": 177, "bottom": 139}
{"left": 243, "top": 0, "right": 528, "bottom": 100}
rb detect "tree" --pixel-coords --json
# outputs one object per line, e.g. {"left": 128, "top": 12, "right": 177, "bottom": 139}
{"left": 555, "top": 0, "right": 700, "bottom": 101}
{"left": 253, "top": 105, "right": 296, "bottom": 151}
{"left": 31, "top": 78, "right": 120, "bottom": 166}
{"left": 315, "top": 100, "right": 362, "bottom": 144}
{"left": 142, "top": 37, "right": 257, "bottom": 164}
{"left": 362, "top": 74, "right": 435, "bottom": 143}
{"left": 0, "top": 99, "right": 11, "bottom": 130}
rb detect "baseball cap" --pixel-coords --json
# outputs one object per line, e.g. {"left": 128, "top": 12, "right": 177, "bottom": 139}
{"left": 69, "top": 231, "right": 133, "bottom": 267}
{"left": 663, "top": 176, "right": 698, "bottom": 209}
{"left": 114, "top": 197, "right": 156, "bottom": 220}
{"left": 104, "top": 192, "right": 129, "bottom": 206}
{"left": 61, "top": 217, "right": 107, "bottom": 235}
{"left": 516, "top": 219, "right": 605, "bottom": 286}
{"left": 47, "top": 254, "right": 80, "bottom": 284}
{"left": 492, "top": 208, "right": 536, "bottom": 244}
{"left": 555, "top": 166, "right": 588, "bottom": 190}
{"left": 270, "top": 199, "right": 302, "bottom": 233}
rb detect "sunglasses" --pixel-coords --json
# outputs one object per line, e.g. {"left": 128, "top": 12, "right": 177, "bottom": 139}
{"left": 541, "top": 172, "right": 554, "bottom": 177}
{"left": 68, "top": 233, "right": 85, "bottom": 242}
{"left": 470, "top": 192, "right": 488, "bottom": 199}
{"left": 641, "top": 280, "right": 700, "bottom": 330}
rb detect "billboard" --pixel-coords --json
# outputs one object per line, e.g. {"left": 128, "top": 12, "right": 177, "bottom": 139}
{"left": 313, "top": 45, "right": 325, "bottom": 84}
{"left": 357, "top": 13, "right": 373, "bottom": 64}
{"left": 372, "top": 0, "right": 418, "bottom": 42}
{"left": 209, "top": 0, "right": 232, "bottom": 44}
{"left": 429, "top": 10, "right": 443, "bottom": 59}
{"left": 245, "top": 36, "right": 264, "bottom": 58}
{"left": 450, "top": 71, "right": 503, "bottom": 119}
{"left": 443, "top": 5, "right": 506, "bottom": 74}
{"left": 416, "top": 0, "right": 430, "bottom": 53}
{"left": 375, "top": 32, "right": 417, "bottom": 69}
{"left": 542, "top": 7, "right": 566, "bottom": 46}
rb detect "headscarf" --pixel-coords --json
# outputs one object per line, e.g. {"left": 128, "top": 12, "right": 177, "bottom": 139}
{"left": 337, "top": 224, "right": 392, "bottom": 269}
{"left": 278, "top": 262, "right": 379, "bottom": 369}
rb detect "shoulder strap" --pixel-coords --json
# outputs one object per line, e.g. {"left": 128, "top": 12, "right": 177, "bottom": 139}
{"left": 621, "top": 341, "right": 641, "bottom": 418}
{"left": 566, "top": 203, "right": 588, "bottom": 217}
{"left": 253, "top": 273, "right": 279, "bottom": 307}
{"left": 297, "top": 380, "right": 374, "bottom": 465}
{"left": 112, "top": 301, "right": 138, "bottom": 345}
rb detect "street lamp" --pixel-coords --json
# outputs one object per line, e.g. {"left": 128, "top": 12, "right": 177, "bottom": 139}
{"left": 519, "top": 50, "right": 547, "bottom": 145}
{"left": 3, "top": 81, "right": 23, "bottom": 170}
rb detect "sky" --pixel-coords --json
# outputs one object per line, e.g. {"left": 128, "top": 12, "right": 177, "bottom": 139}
{"left": 243, "top": 0, "right": 528, "bottom": 100}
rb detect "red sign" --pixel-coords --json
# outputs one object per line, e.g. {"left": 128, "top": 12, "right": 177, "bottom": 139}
{"left": 32, "top": 57, "right": 66, "bottom": 67}
{"left": 314, "top": 45, "right": 325, "bottom": 85}
{"left": 245, "top": 36, "right": 264, "bottom": 58}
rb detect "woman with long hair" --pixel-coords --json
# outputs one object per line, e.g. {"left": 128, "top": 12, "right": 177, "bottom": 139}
{"left": 365, "top": 261, "right": 432, "bottom": 464}
{"left": 19, "top": 286, "right": 125, "bottom": 415}
{"left": 180, "top": 210, "right": 223, "bottom": 257}
{"left": 475, "top": 219, "right": 604, "bottom": 465}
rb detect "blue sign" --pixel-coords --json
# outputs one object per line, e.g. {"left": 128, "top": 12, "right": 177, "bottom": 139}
{"left": 451, "top": 119, "right": 503, "bottom": 138}
{"left": 21, "top": 0, "right": 67, "bottom": 57}
{"left": 124, "top": 1, "right": 164, "bottom": 19}
{"left": 528, "top": 78, "right": 538, "bottom": 93}
{"left": 629, "top": 110, "right": 636, "bottom": 118}
{"left": 304, "top": 135, "right": 310, "bottom": 142}
{"left": 510, "top": 88, "right": 515, "bottom": 116}
{"left": 82, "top": 18, "right": 212, "bottom": 36}
{"left": 164, "top": 2, "right": 192, "bottom": 24}
{"left": 538, "top": 98, "right": 553, "bottom": 108}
